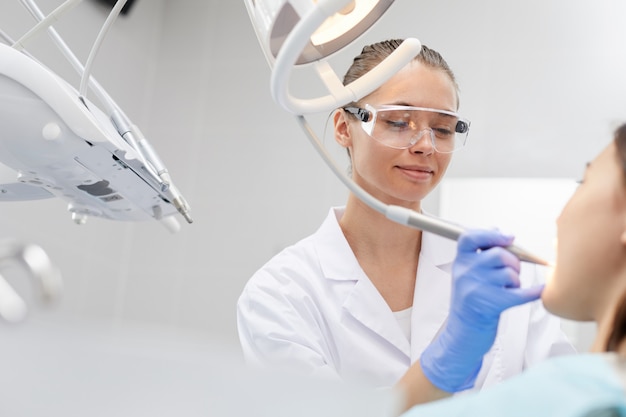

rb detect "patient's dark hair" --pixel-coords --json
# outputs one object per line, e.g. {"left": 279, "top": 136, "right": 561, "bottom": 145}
{"left": 605, "top": 123, "right": 626, "bottom": 351}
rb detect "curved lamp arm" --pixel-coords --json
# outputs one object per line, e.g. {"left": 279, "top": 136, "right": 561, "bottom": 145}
{"left": 256, "top": 0, "right": 423, "bottom": 114}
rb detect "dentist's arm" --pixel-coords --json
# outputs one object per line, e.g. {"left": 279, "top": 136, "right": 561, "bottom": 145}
{"left": 396, "top": 229, "right": 544, "bottom": 413}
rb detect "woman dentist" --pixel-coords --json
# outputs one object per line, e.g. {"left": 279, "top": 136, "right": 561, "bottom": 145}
{"left": 237, "top": 39, "right": 574, "bottom": 398}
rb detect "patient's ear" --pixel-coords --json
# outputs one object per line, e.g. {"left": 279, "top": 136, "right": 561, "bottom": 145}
{"left": 334, "top": 110, "right": 352, "bottom": 148}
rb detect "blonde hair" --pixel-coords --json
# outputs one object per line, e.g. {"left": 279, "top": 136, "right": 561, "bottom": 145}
{"left": 342, "top": 39, "right": 459, "bottom": 106}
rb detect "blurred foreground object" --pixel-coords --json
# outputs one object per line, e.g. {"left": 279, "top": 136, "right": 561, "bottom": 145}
{"left": 0, "top": 317, "right": 398, "bottom": 416}
{"left": 0, "top": 239, "right": 62, "bottom": 322}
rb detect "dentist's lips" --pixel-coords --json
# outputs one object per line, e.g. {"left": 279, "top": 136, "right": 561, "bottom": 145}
{"left": 396, "top": 165, "right": 434, "bottom": 180}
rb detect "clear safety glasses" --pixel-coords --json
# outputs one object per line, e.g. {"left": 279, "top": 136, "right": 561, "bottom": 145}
{"left": 343, "top": 104, "right": 471, "bottom": 153}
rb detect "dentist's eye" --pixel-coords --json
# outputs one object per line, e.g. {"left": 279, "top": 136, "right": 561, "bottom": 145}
{"left": 383, "top": 119, "right": 411, "bottom": 132}
{"left": 432, "top": 127, "right": 454, "bottom": 138}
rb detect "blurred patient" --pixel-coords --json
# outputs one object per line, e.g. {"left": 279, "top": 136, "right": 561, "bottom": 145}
{"left": 401, "top": 124, "right": 626, "bottom": 416}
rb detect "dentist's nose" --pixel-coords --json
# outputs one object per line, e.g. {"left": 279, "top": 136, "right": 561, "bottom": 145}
{"left": 408, "top": 129, "right": 435, "bottom": 155}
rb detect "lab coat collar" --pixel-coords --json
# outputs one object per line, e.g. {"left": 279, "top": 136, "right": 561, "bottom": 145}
{"left": 315, "top": 207, "right": 411, "bottom": 355}
{"left": 314, "top": 207, "right": 458, "bottom": 359}
{"left": 344, "top": 272, "right": 412, "bottom": 356}
{"left": 419, "top": 220, "right": 458, "bottom": 269}
{"left": 409, "top": 241, "right": 453, "bottom": 360}
{"left": 315, "top": 207, "right": 363, "bottom": 281}
{"left": 315, "top": 208, "right": 458, "bottom": 278}
{"left": 408, "top": 230, "right": 456, "bottom": 360}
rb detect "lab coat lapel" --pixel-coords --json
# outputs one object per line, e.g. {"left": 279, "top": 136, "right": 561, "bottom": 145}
{"left": 343, "top": 272, "right": 411, "bottom": 357}
{"left": 410, "top": 232, "right": 455, "bottom": 362}
{"left": 316, "top": 207, "right": 411, "bottom": 357}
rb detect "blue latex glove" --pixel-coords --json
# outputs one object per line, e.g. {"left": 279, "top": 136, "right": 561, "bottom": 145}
{"left": 420, "top": 229, "right": 544, "bottom": 393}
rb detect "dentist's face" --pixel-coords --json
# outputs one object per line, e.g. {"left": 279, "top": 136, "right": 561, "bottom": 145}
{"left": 334, "top": 61, "right": 458, "bottom": 209}
{"left": 542, "top": 142, "right": 626, "bottom": 322}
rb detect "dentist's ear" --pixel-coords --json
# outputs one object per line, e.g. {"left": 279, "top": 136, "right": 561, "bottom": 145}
{"left": 333, "top": 109, "right": 352, "bottom": 148}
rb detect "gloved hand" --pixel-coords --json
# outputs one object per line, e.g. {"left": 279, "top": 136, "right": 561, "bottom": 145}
{"left": 420, "top": 229, "right": 544, "bottom": 393}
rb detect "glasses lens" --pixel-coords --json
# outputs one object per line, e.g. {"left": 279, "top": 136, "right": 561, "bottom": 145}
{"left": 369, "top": 107, "right": 470, "bottom": 152}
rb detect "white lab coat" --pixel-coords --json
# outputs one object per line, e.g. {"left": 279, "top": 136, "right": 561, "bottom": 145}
{"left": 237, "top": 207, "right": 575, "bottom": 390}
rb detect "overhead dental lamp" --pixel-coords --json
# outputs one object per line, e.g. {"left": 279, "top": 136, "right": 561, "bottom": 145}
{"left": 244, "top": 0, "right": 422, "bottom": 114}
{"left": 0, "top": 0, "right": 191, "bottom": 232}
{"left": 245, "top": 0, "right": 550, "bottom": 265}
{"left": 248, "top": 0, "right": 395, "bottom": 65}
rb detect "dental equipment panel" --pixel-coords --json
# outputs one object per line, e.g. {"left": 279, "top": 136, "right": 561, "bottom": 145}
{"left": 0, "top": 0, "right": 192, "bottom": 231}
{"left": 245, "top": 0, "right": 550, "bottom": 266}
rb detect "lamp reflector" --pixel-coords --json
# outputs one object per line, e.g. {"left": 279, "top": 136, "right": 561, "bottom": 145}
{"left": 247, "top": 0, "right": 394, "bottom": 65}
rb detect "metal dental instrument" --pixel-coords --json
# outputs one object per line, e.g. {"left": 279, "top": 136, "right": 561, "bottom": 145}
{"left": 297, "top": 115, "right": 551, "bottom": 267}
{"left": 384, "top": 205, "right": 551, "bottom": 266}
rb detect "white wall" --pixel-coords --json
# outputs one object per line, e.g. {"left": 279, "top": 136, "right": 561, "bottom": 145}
{"left": 0, "top": 0, "right": 625, "bottom": 353}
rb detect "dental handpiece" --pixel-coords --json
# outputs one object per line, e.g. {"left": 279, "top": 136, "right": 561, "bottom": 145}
{"left": 294, "top": 115, "right": 550, "bottom": 267}
{"left": 385, "top": 205, "right": 551, "bottom": 266}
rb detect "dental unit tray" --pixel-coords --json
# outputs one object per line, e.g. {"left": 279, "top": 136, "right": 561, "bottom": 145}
{"left": 0, "top": 41, "right": 190, "bottom": 230}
